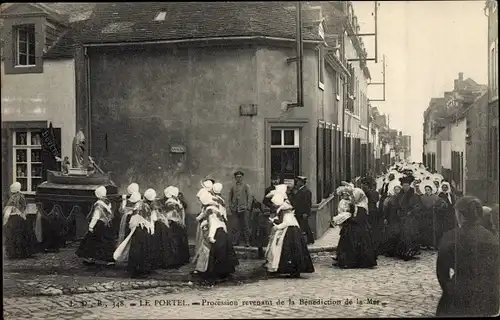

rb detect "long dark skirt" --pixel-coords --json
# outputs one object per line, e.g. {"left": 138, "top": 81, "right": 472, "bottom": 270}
{"left": 200, "top": 228, "right": 239, "bottom": 280}
{"left": 4, "top": 215, "right": 37, "bottom": 259}
{"left": 419, "top": 208, "right": 436, "bottom": 248}
{"left": 169, "top": 221, "right": 190, "bottom": 267}
{"left": 41, "top": 214, "right": 65, "bottom": 251}
{"left": 128, "top": 226, "right": 155, "bottom": 276}
{"left": 76, "top": 221, "right": 115, "bottom": 262}
{"left": 152, "top": 221, "right": 175, "bottom": 269}
{"left": 395, "top": 215, "right": 420, "bottom": 260}
{"left": 337, "top": 222, "right": 377, "bottom": 268}
{"left": 276, "top": 226, "right": 315, "bottom": 274}
{"left": 368, "top": 212, "right": 384, "bottom": 255}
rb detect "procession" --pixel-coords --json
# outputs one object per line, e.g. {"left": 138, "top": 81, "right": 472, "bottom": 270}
{"left": 4, "top": 159, "right": 499, "bottom": 316}
{"left": 2, "top": 1, "right": 500, "bottom": 319}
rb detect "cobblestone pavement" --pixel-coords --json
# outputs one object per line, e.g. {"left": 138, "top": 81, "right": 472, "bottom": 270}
{"left": 4, "top": 251, "right": 441, "bottom": 319}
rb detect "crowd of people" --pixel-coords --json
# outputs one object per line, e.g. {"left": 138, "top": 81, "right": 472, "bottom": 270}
{"left": 331, "top": 161, "right": 499, "bottom": 317}
{"left": 3, "top": 162, "right": 499, "bottom": 315}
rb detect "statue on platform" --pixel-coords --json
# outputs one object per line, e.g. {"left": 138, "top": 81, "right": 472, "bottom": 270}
{"left": 72, "top": 129, "right": 86, "bottom": 168}
{"left": 61, "top": 156, "right": 70, "bottom": 175}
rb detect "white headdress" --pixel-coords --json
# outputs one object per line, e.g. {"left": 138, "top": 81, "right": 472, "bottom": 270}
{"left": 266, "top": 184, "right": 288, "bottom": 199}
{"left": 127, "top": 183, "right": 139, "bottom": 195}
{"left": 202, "top": 180, "right": 214, "bottom": 191}
{"left": 419, "top": 180, "right": 437, "bottom": 195}
{"left": 129, "top": 192, "right": 141, "bottom": 203}
{"left": 144, "top": 188, "right": 157, "bottom": 201}
{"left": 388, "top": 181, "right": 402, "bottom": 196}
{"left": 351, "top": 188, "right": 369, "bottom": 212}
{"left": 164, "top": 186, "right": 177, "bottom": 199}
{"left": 439, "top": 181, "right": 451, "bottom": 194}
{"left": 94, "top": 186, "right": 107, "bottom": 199}
{"left": 198, "top": 189, "right": 216, "bottom": 205}
{"left": 213, "top": 183, "right": 223, "bottom": 194}
{"left": 10, "top": 182, "right": 21, "bottom": 193}
{"left": 271, "top": 193, "right": 293, "bottom": 213}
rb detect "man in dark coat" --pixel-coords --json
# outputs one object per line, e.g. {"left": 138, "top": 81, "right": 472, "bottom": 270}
{"left": 361, "top": 177, "right": 381, "bottom": 254}
{"left": 289, "top": 176, "right": 314, "bottom": 244}
{"left": 378, "top": 173, "right": 395, "bottom": 215}
{"left": 436, "top": 196, "right": 499, "bottom": 317}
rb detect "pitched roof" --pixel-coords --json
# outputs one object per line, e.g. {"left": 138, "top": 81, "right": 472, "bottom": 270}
{"left": 45, "top": 2, "right": 322, "bottom": 59}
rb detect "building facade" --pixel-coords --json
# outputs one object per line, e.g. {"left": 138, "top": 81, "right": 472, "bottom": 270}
{"left": 485, "top": 0, "right": 499, "bottom": 205}
{"left": 0, "top": 3, "right": 94, "bottom": 205}
{"left": 423, "top": 73, "right": 488, "bottom": 196}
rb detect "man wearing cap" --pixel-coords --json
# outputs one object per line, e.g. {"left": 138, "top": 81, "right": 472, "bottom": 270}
{"left": 229, "top": 170, "right": 252, "bottom": 246}
{"left": 289, "top": 176, "right": 314, "bottom": 244}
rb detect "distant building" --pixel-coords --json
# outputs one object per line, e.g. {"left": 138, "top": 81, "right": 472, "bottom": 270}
{"left": 422, "top": 73, "right": 488, "bottom": 195}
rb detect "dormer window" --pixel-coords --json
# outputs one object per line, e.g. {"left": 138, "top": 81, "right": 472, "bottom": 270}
{"left": 154, "top": 11, "right": 167, "bottom": 21}
{"left": 15, "top": 24, "right": 36, "bottom": 67}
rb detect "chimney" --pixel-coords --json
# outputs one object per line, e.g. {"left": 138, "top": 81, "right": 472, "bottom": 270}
{"left": 459, "top": 72, "right": 463, "bottom": 80}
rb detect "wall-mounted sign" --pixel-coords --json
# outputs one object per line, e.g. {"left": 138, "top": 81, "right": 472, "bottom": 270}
{"left": 170, "top": 145, "right": 186, "bottom": 154}
{"left": 239, "top": 104, "right": 258, "bottom": 116}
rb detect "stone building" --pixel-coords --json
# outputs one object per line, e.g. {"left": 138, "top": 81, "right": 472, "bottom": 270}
{"left": 485, "top": 0, "right": 498, "bottom": 204}
{"left": 1, "top": 3, "right": 95, "bottom": 205}
{"left": 422, "top": 73, "right": 488, "bottom": 196}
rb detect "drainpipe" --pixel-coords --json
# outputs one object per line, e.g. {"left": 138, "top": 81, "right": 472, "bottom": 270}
{"left": 85, "top": 48, "right": 92, "bottom": 158}
{"left": 295, "top": 1, "right": 304, "bottom": 107}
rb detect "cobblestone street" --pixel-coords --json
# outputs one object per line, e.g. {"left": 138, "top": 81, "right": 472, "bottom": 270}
{"left": 4, "top": 251, "right": 441, "bottom": 319}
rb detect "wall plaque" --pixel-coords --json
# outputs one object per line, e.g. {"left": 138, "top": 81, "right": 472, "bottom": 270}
{"left": 170, "top": 145, "right": 186, "bottom": 154}
{"left": 239, "top": 104, "right": 258, "bottom": 116}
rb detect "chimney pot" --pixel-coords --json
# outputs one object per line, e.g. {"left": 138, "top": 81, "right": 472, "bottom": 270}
{"left": 459, "top": 72, "right": 463, "bottom": 80}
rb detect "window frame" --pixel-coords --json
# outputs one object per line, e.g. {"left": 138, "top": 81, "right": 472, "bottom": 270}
{"left": 12, "top": 129, "right": 43, "bottom": 195}
{"left": 317, "top": 47, "right": 325, "bottom": 91}
{"left": 15, "top": 24, "right": 37, "bottom": 68}
{"left": 271, "top": 128, "right": 300, "bottom": 148}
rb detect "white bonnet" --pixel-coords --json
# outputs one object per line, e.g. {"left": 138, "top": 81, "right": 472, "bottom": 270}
{"left": 202, "top": 180, "right": 214, "bottom": 190}
{"left": 213, "top": 183, "right": 223, "bottom": 194}
{"left": 94, "top": 186, "right": 107, "bottom": 199}
{"left": 198, "top": 189, "right": 215, "bottom": 205}
{"left": 127, "top": 183, "right": 139, "bottom": 195}
{"left": 10, "top": 182, "right": 21, "bottom": 193}
{"left": 164, "top": 186, "right": 178, "bottom": 198}
{"left": 144, "top": 188, "right": 157, "bottom": 201}
{"left": 129, "top": 192, "right": 141, "bottom": 203}
{"left": 271, "top": 193, "right": 285, "bottom": 206}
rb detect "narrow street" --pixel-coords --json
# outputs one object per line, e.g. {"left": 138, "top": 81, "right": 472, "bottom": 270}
{"left": 4, "top": 251, "right": 441, "bottom": 319}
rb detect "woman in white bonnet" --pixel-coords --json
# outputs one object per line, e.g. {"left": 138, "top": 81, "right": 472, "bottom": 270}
{"left": 76, "top": 186, "right": 116, "bottom": 265}
{"left": 192, "top": 188, "right": 238, "bottom": 281}
{"left": 156, "top": 186, "right": 190, "bottom": 269}
{"left": 117, "top": 190, "right": 156, "bottom": 278}
{"left": 3, "top": 182, "right": 37, "bottom": 259}
{"left": 264, "top": 186, "right": 314, "bottom": 278}
{"left": 118, "top": 183, "right": 141, "bottom": 245}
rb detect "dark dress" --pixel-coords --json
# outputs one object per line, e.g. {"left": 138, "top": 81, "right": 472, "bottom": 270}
{"left": 436, "top": 223, "right": 500, "bottom": 317}
{"left": 437, "top": 192, "right": 457, "bottom": 245}
{"left": 76, "top": 200, "right": 115, "bottom": 262}
{"left": 418, "top": 195, "right": 444, "bottom": 248}
{"left": 393, "top": 188, "right": 422, "bottom": 260}
{"left": 127, "top": 203, "right": 155, "bottom": 276}
{"left": 40, "top": 202, "right": 65, "bottom": 252}
{"left": 276, "top": 225, "right": 315, "bottom": 275}
{"left": 250, "top": 199, "right": 271, "bottom": 248}
{"left": 160, "top": 198, "right": 190, "bottom": 268}
{"left": 289, "top": 186, "right": 315, "bottom": 244}
{"left": 364, "top": 188, "right": 381, "bottom": 254}
{"left": 201, "top": 227, "right": 240, "bottom": 280}
{"left": 3, "top": 193, "right": 37, "bottom": 259}
{"left": 336, "top": 204, "right": 377, "bottom": 268}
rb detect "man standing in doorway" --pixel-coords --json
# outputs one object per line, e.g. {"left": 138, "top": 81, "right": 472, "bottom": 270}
{"left": 229, "top": 171, "right": 252, "bottom": 247}
{"left": 290, "top": 176, "right": 314, "bottom": 244}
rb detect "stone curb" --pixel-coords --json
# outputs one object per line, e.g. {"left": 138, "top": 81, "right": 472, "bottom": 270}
{"left": 233, "top": 245, "right": 337, "bottom": 254}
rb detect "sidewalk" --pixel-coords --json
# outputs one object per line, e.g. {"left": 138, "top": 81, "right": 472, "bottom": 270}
{"left": 4, "top": 227, "right": 340, "bottom": 298}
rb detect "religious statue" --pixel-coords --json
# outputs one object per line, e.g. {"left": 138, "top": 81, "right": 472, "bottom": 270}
{"left": 72, "top": 130, "right": 86, "bottom": 168}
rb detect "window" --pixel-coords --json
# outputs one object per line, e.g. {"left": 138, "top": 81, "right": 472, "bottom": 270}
{"left": 317, "top": 48, "right": 324, "bottom": 90}
{"left": 15, "top": 24, "right": 36, "bottom": 67}
{"left": 13, "top": 130, "right": 43, "bottom": 194}
{"left": 271, "top": 128, "right": 300, "bottom": 186}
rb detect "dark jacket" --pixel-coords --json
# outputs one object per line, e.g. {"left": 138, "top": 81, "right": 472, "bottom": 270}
{"left": 436, "top": 223, "right": 500, "bottom": 317}
{"left": 289, "top": 186, "right": 312, "bottom": 216}
{"left": 262, "top": 185, "right": 276, "bottom": 213}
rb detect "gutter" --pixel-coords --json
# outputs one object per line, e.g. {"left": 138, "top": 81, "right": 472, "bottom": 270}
{"left": 83, "top": 36, "right": 323, "bottom": 48}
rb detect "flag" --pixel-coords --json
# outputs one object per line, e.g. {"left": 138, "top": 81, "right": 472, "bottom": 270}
{"left": 40, "top": 122, "right": 61, "bottom": 178}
